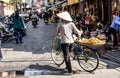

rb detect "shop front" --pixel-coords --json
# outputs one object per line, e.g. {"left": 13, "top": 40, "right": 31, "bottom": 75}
{"left": 86, "top": 0, "right": 112, "bottom": 22}
{"left": 66, "top": 0, "right": 79, "bottom": 16}
{"left": 111, "top": 0, "right": 120, "bottom": 18}
{"left": 0, "top": 1, "right": 4, "bottom": 16}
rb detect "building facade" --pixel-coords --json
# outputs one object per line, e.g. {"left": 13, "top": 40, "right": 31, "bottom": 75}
{"left": 0, "top": 0, "right": 14, "bottom": 16}
{"left": 0, "top": 1, "right": 4, "bottom": 16}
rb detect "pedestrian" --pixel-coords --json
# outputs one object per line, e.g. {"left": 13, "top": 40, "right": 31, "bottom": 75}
{"left": 13, "top": 11, "right": 25, "bottom": 44}
{"left": 55, "top": 11, "right": 83, "bottom": 75}
{"left": 110, "top": 12, "right": 120, "bottom": 48}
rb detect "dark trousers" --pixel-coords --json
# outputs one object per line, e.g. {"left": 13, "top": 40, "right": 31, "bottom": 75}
{"left": 110, "top": 28, "right": 118, "bottom": 47}
{"left": 14, "top": 29, "right": 23, "bottom": 43}
{"left": 0, "top": 40, "right": 3, "bottom": 59}
{"left": 0, "top": 51, "right": 2, "bottom": 59}
{"left": 61, "top": 43, "right": 73, "bottom": 73}
{"left": 105, "top": 32, "right": 111, "bottom": 42}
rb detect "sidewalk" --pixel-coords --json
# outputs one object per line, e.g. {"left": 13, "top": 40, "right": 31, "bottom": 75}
{"left": 2, "top": 69, "right": 120, "bottom": 78}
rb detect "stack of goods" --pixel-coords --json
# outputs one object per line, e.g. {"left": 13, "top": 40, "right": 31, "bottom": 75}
{"left": 76, "top": 38, "right": 106, "bottom": 47}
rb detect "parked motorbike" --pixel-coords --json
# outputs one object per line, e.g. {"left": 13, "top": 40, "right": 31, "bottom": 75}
{"left": 0, "top": 21, "right": 15, "bottom": 43}
{"left": 32, "top": 18, "right": 37, "bottom": 28}
{"left": 2, "top": 27, "right": 15, "bottom": 43}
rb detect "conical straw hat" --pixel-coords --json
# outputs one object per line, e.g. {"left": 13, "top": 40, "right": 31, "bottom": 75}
{"left": 56, "top": 11, "right": 73, "bottom": 22}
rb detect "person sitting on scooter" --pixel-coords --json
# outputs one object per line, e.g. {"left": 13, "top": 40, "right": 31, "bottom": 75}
{"left": 31, "top": 12, "right": 39, "bottom": 27}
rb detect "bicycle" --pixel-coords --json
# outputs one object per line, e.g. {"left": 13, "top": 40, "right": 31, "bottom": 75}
{"left": 51, "top": 37, "right": 99, "bottom": 72}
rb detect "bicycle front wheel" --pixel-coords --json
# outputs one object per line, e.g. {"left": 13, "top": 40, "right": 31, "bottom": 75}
{"left": 51, "top": 48, "right": 64, "bottom": 66}
{"left": 77, "top": 46, "right": 99, "bottom": 72}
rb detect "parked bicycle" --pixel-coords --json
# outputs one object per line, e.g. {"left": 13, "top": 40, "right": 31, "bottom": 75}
{"left": 51, "top": 36, "right": 99, "bottom": 72}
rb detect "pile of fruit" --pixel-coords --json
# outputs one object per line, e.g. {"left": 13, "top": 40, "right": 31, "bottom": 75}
{"left": 77, "top": 38, "right": 105, "bottom": 46}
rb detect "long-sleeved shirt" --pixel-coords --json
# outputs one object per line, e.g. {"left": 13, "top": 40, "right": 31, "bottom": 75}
{"left": 110, "top": 16, "right": 120, "bottom": 30}
{"left": 31, "top": 14, "right": 38, "bottom": 19}
{"left": 56, "top": 22, "right": 82, "bottom": 43}
{"left": 13, "top": 16, "right": 24, "bottom": 30}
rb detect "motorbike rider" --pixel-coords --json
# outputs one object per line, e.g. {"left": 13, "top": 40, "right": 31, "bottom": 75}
{"left": 31, "top": 12, "right": 38, "bottom": 20}
{"left": 31, "top": 12, "right": 39, "bottom": 27}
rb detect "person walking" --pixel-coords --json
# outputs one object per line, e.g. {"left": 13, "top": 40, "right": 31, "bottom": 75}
{"left": 13, "top": 11, "right": 25, "bottom": 44}
{"left": 110, "top": 12, "right": 120, "bottom": 48}
{"left": 55, "top": 11, "right": 83, "bottom": 74}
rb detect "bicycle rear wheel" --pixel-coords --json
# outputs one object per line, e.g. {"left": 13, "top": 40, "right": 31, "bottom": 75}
{"left": 51, "top": 48, "right": 64, "bottom": 66}
{"left": 77, "top": 46, "right": 99, "bottom": 72}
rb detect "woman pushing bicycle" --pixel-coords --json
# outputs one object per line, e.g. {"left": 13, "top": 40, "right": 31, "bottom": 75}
{"left": 55, "top": 11, "right": 83, "bottom": 75}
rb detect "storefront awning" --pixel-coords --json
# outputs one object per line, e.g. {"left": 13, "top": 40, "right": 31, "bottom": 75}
{"left": 67, "top": 0, "right": 79, "bottom": 5}
{"left": 47, "top": 0, "right": 67, "bottom": 11}
{"left": 49, "top": 0, "right": 54, "bottom": 3}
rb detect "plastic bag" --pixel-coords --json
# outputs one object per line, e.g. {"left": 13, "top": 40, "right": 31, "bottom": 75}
{"left": 52, "top": 37, "right": 61, "bottom": 51}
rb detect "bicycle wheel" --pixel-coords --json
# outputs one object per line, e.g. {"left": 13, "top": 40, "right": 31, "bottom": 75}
{"left": 77, "top": 46, "right": 99, "bottom": 72}
{"left": 51, "top": 48, "right": 64, "bottom": 66}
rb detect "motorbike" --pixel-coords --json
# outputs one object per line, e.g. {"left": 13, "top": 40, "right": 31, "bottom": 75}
{"left": 2, "top": 27, "right": 15, "bottom": 43}
{"left": 32, "top": 18, "right": 38, "bottom": 28}
{"left": 44, "top": 18, "right": 48, "bottom": 25}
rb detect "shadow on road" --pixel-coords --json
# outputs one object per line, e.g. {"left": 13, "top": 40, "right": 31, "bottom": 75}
{"left": 99, "top": 43, "right": 120, "bottom": 71}
{"left": 24, "top": 64, "right": 90, "bottom": 75}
